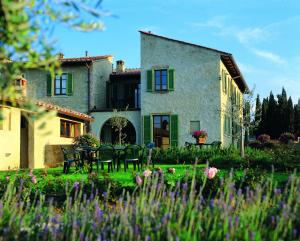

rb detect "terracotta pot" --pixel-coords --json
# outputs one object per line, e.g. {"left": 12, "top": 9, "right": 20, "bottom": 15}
{"left": 198, "top": 137, "right": 206, "bottom": 144}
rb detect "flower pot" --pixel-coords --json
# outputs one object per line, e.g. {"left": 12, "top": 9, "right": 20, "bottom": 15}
{"left": 198, "top": 137, "right": 206, "bottom": 144}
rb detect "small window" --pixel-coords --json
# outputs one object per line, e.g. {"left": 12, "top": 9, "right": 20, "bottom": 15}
{"left": 55, "top": 73, "right": 67, "bottom": 95}
{"left": 190, "top": 121, "right": 200, "bottom": 134}
{"left": 60, "top": 120, "right": 80, "bottom": 138}
{"left": 155, "top": 69, "right": 168, "bottom": 91}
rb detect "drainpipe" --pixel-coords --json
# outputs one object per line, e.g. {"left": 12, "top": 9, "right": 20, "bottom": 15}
{"left": 86, "top": 61, "right": 92, "bottom": 132}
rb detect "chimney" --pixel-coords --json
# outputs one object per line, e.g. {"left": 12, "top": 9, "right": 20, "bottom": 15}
{"left": 57, "top": 52, "right": 64, "bottom": 59}
{"left": 15, "top": 76, "right": 27, "bottom": 97}
{"left": 116, "top": 60, "right": 125, "bottom": 73}
{"left": 85, "top": 50, "right": 88, "bottom": 57}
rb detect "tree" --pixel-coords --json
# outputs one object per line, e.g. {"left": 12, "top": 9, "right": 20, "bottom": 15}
{"left": 1, "top": 0, "right": 111, "bottom": 120}
{"left": 110, "top": 109, "right": 128, "bottom": 145}
{"left": 277, "top": 88, "right": 288, "bottom": 135}
{"left": 253, "top": 94, "right": 262, "bottom": 137}
{"left": 287, "top": 97, "right": 294, "bottom": 133}
{"left": 266, "top": 92, "right": 278, "bottom": 138}
{"left": 294, "top": 103, "right": 300, "bottom": 138}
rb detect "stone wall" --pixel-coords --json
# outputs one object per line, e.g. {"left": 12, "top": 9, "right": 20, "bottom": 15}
{"left": 140, "top": 33, "right": 222, "bottom": 146}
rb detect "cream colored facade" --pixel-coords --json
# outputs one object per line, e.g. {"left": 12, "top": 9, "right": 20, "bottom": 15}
{"left": 0, "top": 104, "right": 87, "bottom": 170}
{"left": 220, "top": 61, "right": 244, "bottom": 147}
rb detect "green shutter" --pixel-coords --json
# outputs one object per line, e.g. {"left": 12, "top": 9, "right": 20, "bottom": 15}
{"left": 146, "top": 70, "right": 153, "bottom": 92}
{"left": 143, "top": 115, "right": 151, "bottom": 145}
{"left": 170, "top": 115, "right": 178, "bottom": 147}
{"left": 67, "top": 73, "right": 73, "bottom": 96}
{"left": 168, "top": 69, "right": 175, "bottom": 91}
{"left": 47, "top": 74, "right": 52, "bottom": 96}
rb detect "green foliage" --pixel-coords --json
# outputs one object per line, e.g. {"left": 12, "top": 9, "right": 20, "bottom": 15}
{"left": 1, "top": 0, "right": 111, "bottom": 117}
{"left": 73, "top": 133, "right": 100, "bottom": 147}
{"left": 279, "top": 132, "right": 295, "bottom": 144}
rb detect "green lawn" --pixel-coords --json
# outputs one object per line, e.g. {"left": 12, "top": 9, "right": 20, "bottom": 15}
{"left": 0, "top": 164, "right": 298, "bottom": 188}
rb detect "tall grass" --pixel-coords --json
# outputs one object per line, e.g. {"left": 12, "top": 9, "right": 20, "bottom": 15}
{"left": 0, "top": 171, "right": 299, "bottom": 240}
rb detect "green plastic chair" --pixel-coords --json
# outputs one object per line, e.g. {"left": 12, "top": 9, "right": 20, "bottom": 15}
{"left": 92, "top": 145, "right": 114, "bottom": 173}
{"left": 123, "top": 144, "right": 141, "bottom": 172}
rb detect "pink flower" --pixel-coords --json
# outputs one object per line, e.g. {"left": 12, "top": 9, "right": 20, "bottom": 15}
{"left": 136, "top": 175, "right": 143, "bottom": 186}
{"left": 168, "top": 168, "right": 176, "bottom": 174}
{"left": 143, "top": 169, "right": 152, "bottom": 177}
{"left": 5, "top": 176, "right": 9, "bottom": 181}
{"left": 204, "top": 167, "right": 218, "bottom": 179}
{"left": 31, "top": 175, "right": 37, "bottom": 184}
{"left": 192, "top": 129, "right": 208, "bottom": 138}
{"left": 29, "top": 169, "right": 33, "bottom": 177}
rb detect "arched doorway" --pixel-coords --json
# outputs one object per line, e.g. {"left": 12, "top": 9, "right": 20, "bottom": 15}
{"left": 20, "top": 115, "right": 29, "bottom": 168}
{"left": 100, "top": 118, "right": 136, "bottom": 144}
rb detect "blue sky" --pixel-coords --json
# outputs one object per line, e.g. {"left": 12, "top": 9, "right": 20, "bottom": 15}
{"left": 53, "top": 0, "right": 300, "bottom": 103}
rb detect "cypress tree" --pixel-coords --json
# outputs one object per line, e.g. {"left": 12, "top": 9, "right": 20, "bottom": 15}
{"left": 287, "top": 97, "right": 294, "bottom": 133}
{"left": 277, "top": 88, "right": 288, "bottom": 135}
{"left": 254, "top": 94, "right": 262, "bottom": 136}
{"left": 266, "top": 92, "right": 278, "bottom": 138}
{"left": 294, "top": 101, "right": 300, "bottom": 138}
{"left": 260, "top": 97, "right": 268, "bottom": 135}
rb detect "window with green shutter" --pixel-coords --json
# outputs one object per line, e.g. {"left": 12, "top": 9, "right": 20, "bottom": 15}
{"left": 143, "top": 115, "right": 151, "bottom": 145}
{"left": 170, "top": 115, "right": 178, "bottom": 147}
{"left": 148, "top": 68, "right": 176, "bottom": 92}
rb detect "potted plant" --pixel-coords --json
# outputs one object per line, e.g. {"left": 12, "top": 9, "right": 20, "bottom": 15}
{"left": 192, "top": 130, "right": 208, "bottom": 144}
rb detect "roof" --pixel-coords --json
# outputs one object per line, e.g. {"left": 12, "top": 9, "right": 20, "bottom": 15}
{"left": 1, "top": 97, "right": 93, "bottom": 122}
{"left": 139, "top": 30, "right": 249, "bottom": 93}
{"left": 35, "top": 101, "right": 93, "bottom": 122}
{"left": 59, "top": 55, "right": 112, "bottom": 63}
{"left": 111, "top": 68, "right": 141, "bottom": 76}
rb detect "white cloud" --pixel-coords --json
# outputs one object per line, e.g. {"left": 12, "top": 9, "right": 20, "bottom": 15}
{"left": 252, "top": 49, "right": 286, "bottom": 64}
{"left": 236, "top": 27, "right": 268, "bottom": 44}
{"left": 190, "top": 16, "right": 226, "bottom": 29}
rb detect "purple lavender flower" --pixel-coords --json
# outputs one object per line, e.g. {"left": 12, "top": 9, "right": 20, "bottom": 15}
{"left": 73, "top": 181, "right": 80, "bottom": 190}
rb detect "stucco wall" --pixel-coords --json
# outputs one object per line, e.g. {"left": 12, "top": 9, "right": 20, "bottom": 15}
{"left": 30, "top": 114, "right": 83, "bottom": 169}
{"left": 91, "top": 58, "right": 113, "bottom": 109}
{"left": 219, "top": 61, "right": 243, "bottom": 147}
{"left": 0, "top": 106, "right": 21, "bottom": 170}
{"left": 25, "top": 66, "right": 89, "bottom": 113}
{"left": 90, "top": 111, "right": 141, "bottom": 144}
{"left": 140, "top": 33, "right": 222, "bottom": 146}
{"left": 0, "top": 105, "right": 85, "bottom": 170}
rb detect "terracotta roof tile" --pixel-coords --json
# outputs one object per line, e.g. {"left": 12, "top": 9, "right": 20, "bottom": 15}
{"left": 59, "top": 55, "right": 112, "bottom": 63}
{"left": 35, "top": 101, "right": 93, "bottom": 121}
{"left": 111, "top": 68, "right": 141, "bottom": 76}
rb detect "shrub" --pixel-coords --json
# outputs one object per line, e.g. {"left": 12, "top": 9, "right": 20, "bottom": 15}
{"left": 279, "top": 132, "right": 295, "bottom": 144}
{"left": 257, "top": 134, "right": 271, "bottom": 143}
{"left": 248, "top": 140, "right": 261, "bottom": 149}
{"left": 73, "top": 133, "right": 100, "bottom": 147}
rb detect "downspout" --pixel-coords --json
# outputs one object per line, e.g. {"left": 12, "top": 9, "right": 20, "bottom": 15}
{"left": 86, "top": 61, "right": 92, "bottom": 132}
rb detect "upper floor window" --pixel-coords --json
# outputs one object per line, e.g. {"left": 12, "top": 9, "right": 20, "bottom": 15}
{"left": 55, "top": 74, "right": 67, "bottom": 95}
{"left": 147, "top": 68, "right": 175, "bottom": 92}
{"left": 155, "top": 69, "right": 168, "bottom": 91}
{"left": 47, "top": 73, "right": 73, "bottom": 96}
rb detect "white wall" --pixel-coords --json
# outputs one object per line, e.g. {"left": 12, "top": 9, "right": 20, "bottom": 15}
{"left": 90, "top": 111, "right": 141, "bottom": 144}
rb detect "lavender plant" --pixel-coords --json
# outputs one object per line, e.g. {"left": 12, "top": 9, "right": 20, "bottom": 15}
{"left": 0, "top": 171, "right": 299, "bottom": 241}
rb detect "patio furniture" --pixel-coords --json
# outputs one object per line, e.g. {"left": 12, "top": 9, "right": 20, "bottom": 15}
{"left": 123, "top": 144, "right": 141, "bottom": 172}
{"left": 92, "top": 145, "right": 114, "bottom": 173}
{"left": 61, "top": 147, "right": 80, "bottom": 174}
{"left": 114, "top": 145, "right": 126, "bottom": 171}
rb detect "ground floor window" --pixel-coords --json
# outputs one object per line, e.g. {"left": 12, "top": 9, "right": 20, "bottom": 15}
{"left": 60, "top": 120, "right": 80, "bottom": 138}
{"left": 153, "top": 115, "right": 170, "bottom": 149}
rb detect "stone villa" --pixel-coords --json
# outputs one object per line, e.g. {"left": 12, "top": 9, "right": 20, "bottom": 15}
{"left": 22, "top": 31, "right": 248, "bottom": 150}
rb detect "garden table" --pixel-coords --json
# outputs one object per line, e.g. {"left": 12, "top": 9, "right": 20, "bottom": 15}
{"left": 113, "top": 146, "right": 126, "bottom": 171}
{"left": 76, "top": 146, "right": 97, "bottom": 172}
